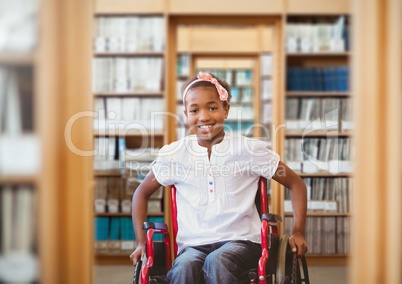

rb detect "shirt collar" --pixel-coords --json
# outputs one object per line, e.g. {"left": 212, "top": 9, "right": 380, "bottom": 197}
{"left": 188, "top": 133, "right": 231, "bottom": 154}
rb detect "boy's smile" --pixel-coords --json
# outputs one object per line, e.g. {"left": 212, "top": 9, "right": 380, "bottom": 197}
{"left": 184, "top": 86, "right": 230, "bottom": 148}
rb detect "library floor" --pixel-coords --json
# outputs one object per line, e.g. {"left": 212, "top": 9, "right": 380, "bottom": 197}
{"left": 93, "top": 265, "right": 348, "bottom": 284}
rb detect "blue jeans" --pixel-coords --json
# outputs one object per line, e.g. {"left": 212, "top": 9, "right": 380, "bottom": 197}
{"left": 166, "top": 240, "right": 261, "bottom": 284}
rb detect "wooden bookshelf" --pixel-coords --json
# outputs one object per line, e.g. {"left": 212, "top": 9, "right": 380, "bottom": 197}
{"left": 0, "top": 175, "right": 39, "bottom": 185}
{"left": 0, "top": 0, "right": 92, "bottom": 283}
{"left": 94, "top": 171, "right": 123, "bottom": 177}
{"left": 95, "top": 212, "right": 164, "bottom": 217}
{"left": 3, "top": 0, "right": 400, "bottom": 283}
{"left": 306, "top": 254, "right": 349, "bottom": 266}
{"left": 282, "top": 13, "right": 353, "bottom": 265}
{"left": 0, "top": 52, "right": 37, "bottom": 65}
{"left": 90, "top": 0, "right": 356, "bottom": 270}
{"left": 285, "top": 131, "right": 353, "bottom": 137}
{"left": 94, "top": 92, "right": 164, "bottom": 97}
{"left": 295, "top": 171, "right": 353, "bottom": 178}
{"left": 287, "top": 52, "right": 351, "bottom": 57}
{"left": 169, "top": 0, "right": 284, "bottom": 14}
{"left": 286, "top": 0, "right": 350, "bottom": 14}
{"left": 285, "top": 212, "right": 352, "bottom": 217}
{"left": 286, "top": 91, "right": 351, "bottom": 97}
{"left": 92, "top": 0, "right": 351, "bottom": 21}
{"left": 93, "top": 131, "right": 165, "bottom": 137}
{"left": 92, "top": 12, "right": 168, "bottom": 263}
{"left": 94, "top": 252, "right": 134, "bottom": 265}
{"left": 94, "top": 51, "right": 164, "bottom": 57}
{"left": 95, "top": 0, "right": 166, "bottom": 14}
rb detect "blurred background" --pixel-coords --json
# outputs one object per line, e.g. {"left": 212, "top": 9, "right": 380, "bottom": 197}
{"left": 0, "top": 0, "right": 400, "bottom": 283}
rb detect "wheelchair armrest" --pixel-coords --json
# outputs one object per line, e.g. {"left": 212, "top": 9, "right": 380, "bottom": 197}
{"left": 261, "top": 213, "right": 282, "bottom": 223}
{"left": 142, "top": 222, "right": 168, "bottom": 231}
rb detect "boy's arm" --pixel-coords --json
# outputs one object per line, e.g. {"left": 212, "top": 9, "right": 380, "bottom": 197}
{"left": 130, "top": 171, "right": 162, "bottom": 265}
{"left": 272, "top": 161, "right": 308, "bottom": 257}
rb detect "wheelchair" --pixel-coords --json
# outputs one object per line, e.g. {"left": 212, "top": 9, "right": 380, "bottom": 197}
{"left": 133, "top": 177, "right": 310, "bottom": 284}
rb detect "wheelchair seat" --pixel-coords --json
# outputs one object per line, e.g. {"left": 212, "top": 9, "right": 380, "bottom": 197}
{"left": 133, "top": 177, "right": 310, "bottom": 284}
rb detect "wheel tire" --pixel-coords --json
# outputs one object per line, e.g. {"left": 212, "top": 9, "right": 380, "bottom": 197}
{"left": 276, "top": 235, "right": 290, "bottom": 283}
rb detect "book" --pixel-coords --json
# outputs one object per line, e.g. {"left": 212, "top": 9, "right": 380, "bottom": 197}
{"left": 94, "top": 178, "right": 107, "bottom": 213}
{"left": 108, "top": 217, "right": 121, "bottom": 251}
{"left": 94, "top": 217, "right": 109, "bottom": 252}
{"left": 0, "top": 185, "right": 38, "bottom": 282}
{"left": 0, "top": 0, "right": 37, "bottom": 52}
{"left": 120, "top": 217, "right": 136, "bottom": 251}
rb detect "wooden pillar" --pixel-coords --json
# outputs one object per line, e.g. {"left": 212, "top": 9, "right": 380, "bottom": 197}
{"left": 350, "top": 0, "right": 401, "bottom": 283}
{"left": 39, "top": 0, "right": 93, "bottom": 283}
{"left": 59, "top": 0, "right": 94, "bottom": 283}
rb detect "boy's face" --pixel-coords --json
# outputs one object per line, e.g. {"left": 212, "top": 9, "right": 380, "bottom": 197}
{"left": 184, "top": 86, "right": 230, "bottom": 145}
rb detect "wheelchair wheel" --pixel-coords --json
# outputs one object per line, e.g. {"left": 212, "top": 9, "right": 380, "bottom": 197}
{"left": 133, "top": 260, "right": 142, "bottom": 284}
{"left": 275, "top": 235, "right": 310, "bottom": 284}
{"left": 276, "top": 235, "right": 291, "bottom": 284}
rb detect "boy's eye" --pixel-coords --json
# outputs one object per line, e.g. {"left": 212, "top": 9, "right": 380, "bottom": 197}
{"left": 189, "top": 109, "right": 198, "bottom": 114}
{"left": 209, "top": 107, "right": 218, "bottom": 111}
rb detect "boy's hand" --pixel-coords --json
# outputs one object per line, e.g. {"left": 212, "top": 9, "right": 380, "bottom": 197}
{"left": 130, "top": 244, "right": 145, "bottom": 266}
{"left": 289, "top": 232, "right": 308, "bottom": 257}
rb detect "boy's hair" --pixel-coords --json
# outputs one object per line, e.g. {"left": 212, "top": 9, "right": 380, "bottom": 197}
{"left": 181, "top": 72, "right": 232, "bottom": 106}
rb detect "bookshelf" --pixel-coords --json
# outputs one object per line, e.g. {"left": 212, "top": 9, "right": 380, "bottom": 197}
{"left": 92, "top": 13, "right": 168, "bottom": 264}
{"left": 0, "top": 2, "right": 42, "bottom": 283}
{"left": 1, "top": 0, "right": 93, "bottom": 282}
{"left": 91, "top": 0, "right": 353, "bottom": 268}
{"left": 283, "top": 14, "right": 352, "bottom": 265}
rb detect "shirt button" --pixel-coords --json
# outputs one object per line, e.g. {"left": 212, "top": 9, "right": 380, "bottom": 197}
{"left": 209, "top": 181, "right": 213, "bottom": 185}
{"left": 210, "top": 189, "right": 213, "bottom": 193}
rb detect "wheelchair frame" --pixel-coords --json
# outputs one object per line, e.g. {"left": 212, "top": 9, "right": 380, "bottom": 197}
{"left": 134, "top": 177, "right": 309, "bottom": 284}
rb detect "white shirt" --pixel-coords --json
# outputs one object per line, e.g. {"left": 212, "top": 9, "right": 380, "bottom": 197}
{"left": 151, "top": 133, "right": 280, "bottom": 253}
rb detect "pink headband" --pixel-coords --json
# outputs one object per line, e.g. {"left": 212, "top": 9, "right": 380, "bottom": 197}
{"left": 182, "top": 72, "right": 229, "bottom": 107}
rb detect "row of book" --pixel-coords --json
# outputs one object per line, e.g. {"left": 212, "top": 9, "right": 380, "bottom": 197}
{"left": 94, "top": 97, "right": 165, "bottom": 131}
{"left": 260, "top": 78, "right": 273, "bottom": 101}
{"left": 0, "top": 67, "right": 41, "bottom": 176}
{"left": 94, "top": 216, "right": 165, "bottom": 253}
{"left": 285, "top": 138, "right": 354, "bottom": 173}
{"left": 93, "top": 137, "right": 123, "bottom": 171}
{"left": 286, "top": 97, "right": 353, "bottom": 131}
{"left": 94, "top": 16, "right": 165, "bottom": 53}
{"left": 0, "top": 66, "right": 34, "bottom": 133}
{"left": 0, "top": 0, "right": 37, "bottom": 52}
{"left": 93, "top": 134, "right": 160, "bottom": 171}
{"left": 0, "top": 185, "right": 38, "bottom": 282}
{"left": 94, "top": 177, "right": 163, "bottom": 214}
{"left": 261, "top": 102, "right": 273, "bottom": 125}
{"left": 259, "top": 53, "right": 274, "bottom": 127}
{"left": 197, "top": 69, "right": 253, "bottom": 87}
{"left": 286, "top": 66, "right": 349, "bottom": 92}
{"left": 284, "top": 216, "right": 350, "bottom": 254}
{"left": 177, "top": 53, "right": 273, "bottom": 79}
{"left": 260, "top": 53, "right": 273, "bottom": 77}
{"left": 177, "top": 54, "right": 191, "bottom": 76}
{"left": 231, "top": 86, "right": 253, "bottom": 103}
{"left": 227, "top": 105, "right": 255, "bottom": 121}
{"left": 286, "top": 16, "right": 349, "bottom": 53}
{"left": 285, "top": 177, "right": 353, "bottom": 213}
{"left": 92, "top": 58, "right": 164, "bottom": 93}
